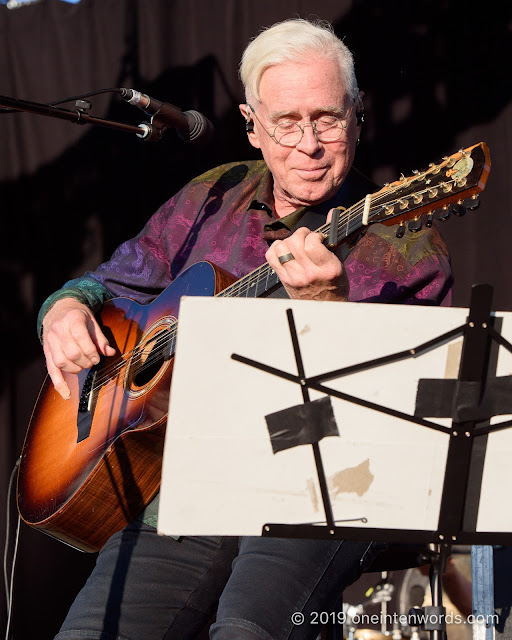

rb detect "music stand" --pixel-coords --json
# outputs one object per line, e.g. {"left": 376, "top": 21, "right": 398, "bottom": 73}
{"left": 158, "top": 284, "right": 512, "bottom": 640}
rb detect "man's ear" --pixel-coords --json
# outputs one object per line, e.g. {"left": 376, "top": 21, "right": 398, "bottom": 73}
{"left": 356, "top": 90, "right": 365, "bottom": 127}
{"left": 239, "top": 103, "right": 261, "bottom": 149}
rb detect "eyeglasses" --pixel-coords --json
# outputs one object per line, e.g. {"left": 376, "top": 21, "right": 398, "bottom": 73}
{"left": 247, "top": 103, "right": 354, "bottom": 148}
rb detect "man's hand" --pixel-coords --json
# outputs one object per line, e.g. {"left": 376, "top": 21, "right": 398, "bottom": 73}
{"left": 265, "top": 226, "right": 349, "bottom": 301}
{"left": 42, "top": 298, "right": 116, "bottom": 400}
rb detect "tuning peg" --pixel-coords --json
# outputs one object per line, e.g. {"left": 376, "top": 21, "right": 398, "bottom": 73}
{"left": 451, "top": 202, "right": 466, "bottom": 217}
{"left": 428, "top": 162, "right": 441, "bottom": 175}
{"left": 426, "top": 213, "right": 434, "bottom": 228}
{"left": 438, "top": 206, "right": 451, "bottom": 222}
{"left": 408, "top": 218, "right": 422, "bottom": 232}
{"left": 396, "top": 223, "right": 406, "bottom": 238}
{"left": 462, "top": 194, "right": 480, "bottom": 210}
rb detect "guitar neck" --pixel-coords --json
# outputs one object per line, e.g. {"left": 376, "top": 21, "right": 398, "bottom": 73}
{"left": 217, "top": 142, "right": 490, "bottom": 301}
{"left": 215, "top": 211, "right": 361, "bottom": 300}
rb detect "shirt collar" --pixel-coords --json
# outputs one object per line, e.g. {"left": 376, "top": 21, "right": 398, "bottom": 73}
{"left": 248, "top": 163, "right": 274, "bottom": 214}
{"left": 248, "top": 163, "right": 372, "bottom": 235}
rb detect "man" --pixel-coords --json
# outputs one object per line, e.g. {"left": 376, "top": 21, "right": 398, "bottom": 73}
{"left": 39, "top": 18, "right": 453, "bottom": 640}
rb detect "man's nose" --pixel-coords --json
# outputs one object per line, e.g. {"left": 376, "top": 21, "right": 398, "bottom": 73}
{"left": 295, "top": 122, "right": 322, "bottom": 153}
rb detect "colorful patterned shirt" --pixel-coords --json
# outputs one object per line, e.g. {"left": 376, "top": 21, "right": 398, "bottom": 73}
{"left": 38, "top": 159, "right": 453, "bottom": 333}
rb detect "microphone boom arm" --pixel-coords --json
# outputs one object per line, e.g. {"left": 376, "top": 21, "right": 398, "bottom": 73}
{"left": 0, "top": 94, "right": 163, "bottom": 141}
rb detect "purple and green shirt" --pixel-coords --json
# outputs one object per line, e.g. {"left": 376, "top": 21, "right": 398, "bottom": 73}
{"left": 38, "top": 159, "right": 453, "bottom": 334}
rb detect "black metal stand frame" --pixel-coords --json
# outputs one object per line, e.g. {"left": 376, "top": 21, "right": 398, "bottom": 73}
{"left": 231, "top": 283, "right": 512, "bottom": 640}
{"left": 232, "top": 283, "right": 512, "bottom": 546}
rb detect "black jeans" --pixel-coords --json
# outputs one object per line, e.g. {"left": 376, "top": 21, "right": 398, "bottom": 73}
{"left": 55, "top": 520, "right": 380, "bottom": 640}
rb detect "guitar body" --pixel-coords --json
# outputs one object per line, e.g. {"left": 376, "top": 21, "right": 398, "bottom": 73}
{"left": 17, "top": 261, "right": 236, "bottom": 552}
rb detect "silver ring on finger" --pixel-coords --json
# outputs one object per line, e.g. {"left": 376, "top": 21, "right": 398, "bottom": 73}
{"left": 278, "top": 252, "right": 295, "bottom": 265}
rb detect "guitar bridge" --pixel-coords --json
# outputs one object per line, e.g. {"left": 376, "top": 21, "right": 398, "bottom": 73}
{"left": 76, "top": 365, "right": 99, "bottom": 443}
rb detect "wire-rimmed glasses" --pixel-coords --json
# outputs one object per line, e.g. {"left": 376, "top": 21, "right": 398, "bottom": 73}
{"left": 247, "top": 102, "right": 354, "bottom": 147}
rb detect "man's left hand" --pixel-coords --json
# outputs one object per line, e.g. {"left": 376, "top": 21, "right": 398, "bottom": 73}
{"left": 265, "top": 226, "right": 349, "bottom": 301}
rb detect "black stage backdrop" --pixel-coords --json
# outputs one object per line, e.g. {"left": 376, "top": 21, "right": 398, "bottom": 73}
{"left": 0, "top": 1, "right": 510, "bottom": 637}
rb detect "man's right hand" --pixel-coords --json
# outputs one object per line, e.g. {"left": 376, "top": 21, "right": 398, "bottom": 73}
{"left": 42, "top": 298, "right": 116, "bottom": 400}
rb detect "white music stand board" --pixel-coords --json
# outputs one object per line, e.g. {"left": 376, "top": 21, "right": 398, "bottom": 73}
{"left": 158, "top": 291, "right": 512, "bottom": 640}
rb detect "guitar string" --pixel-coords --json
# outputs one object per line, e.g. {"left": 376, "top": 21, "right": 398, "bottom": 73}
{"left": 89, "top": 202, "right": 364, "bottom": 388}
{"left": 215, "top": 174, "right": 445, "bottom": 299}
{"left": 92, "top": 226, "right": 405, "bottom": 393}
{"left": 88, "top": 175, "right": 456, "bottom": 393}
{"left": 214, "top": 181, "right": 409, "bottom": 299}
{"left": 77, "top": 145, "right": 486, "bottom": 397}
{"left": 215, "top": 157, "right": 462, "bottom": 298}
{"left": 88, "top": 192, "right": 377, "bottom": 390}
{"left": 87, "top": 174, "right": 459, "bottom": 394}
{"left": 87, "top": 168, "right": 460, "bottom": 394}
{"left": 204, "top": 156, "right": 459, "bottom": 301}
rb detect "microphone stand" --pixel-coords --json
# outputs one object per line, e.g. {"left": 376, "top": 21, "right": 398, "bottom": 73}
{"left": 0, "top": 94, "right": 163, "bottom": 141}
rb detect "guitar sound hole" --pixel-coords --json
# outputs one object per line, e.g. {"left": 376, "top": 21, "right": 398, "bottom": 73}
{"left": 132, "top": 338, "right": 165, "bottom": 387}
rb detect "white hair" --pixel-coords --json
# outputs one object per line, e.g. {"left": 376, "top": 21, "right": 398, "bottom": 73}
{"left": 240, "top": 18, "right": 359, "bottom": 103}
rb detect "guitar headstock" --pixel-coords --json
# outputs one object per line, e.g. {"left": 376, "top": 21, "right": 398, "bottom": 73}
{"left": 367, "top": 142, "right": 491, "bottom": 230}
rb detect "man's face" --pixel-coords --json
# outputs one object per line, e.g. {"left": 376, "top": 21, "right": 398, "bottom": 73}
{"left": 241, "top": 55, "right": 360, "bottom": 217}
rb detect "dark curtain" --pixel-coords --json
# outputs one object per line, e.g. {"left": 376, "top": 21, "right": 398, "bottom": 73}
{"left": 0, "top": 0, "right": 510, "bottom": 637}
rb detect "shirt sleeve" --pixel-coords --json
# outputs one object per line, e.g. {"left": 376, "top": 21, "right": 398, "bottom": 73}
{"left": 36, "top": 276, "right": 113, "bottom": 342}
{"left": 83, "top": 195, "right": 182, "bottom": 303}
{"left": 345, "top": 222, "right": 454, "bottom": 306}
{"left": 36, "top": 184, "right": 197, "bottom": 340}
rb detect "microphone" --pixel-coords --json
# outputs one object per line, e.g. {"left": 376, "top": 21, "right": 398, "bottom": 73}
{"left": 120, "top": 88, "right": 213, "bottom": 144}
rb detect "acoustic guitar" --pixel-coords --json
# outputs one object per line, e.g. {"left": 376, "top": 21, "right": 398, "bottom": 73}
{"left": 17, "top": 143, "right": 491, "bottom": 552}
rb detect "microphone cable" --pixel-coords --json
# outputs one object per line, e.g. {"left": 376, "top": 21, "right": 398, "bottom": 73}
{"left": 4, "top": 457, "right": 21, "bottom": 640}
